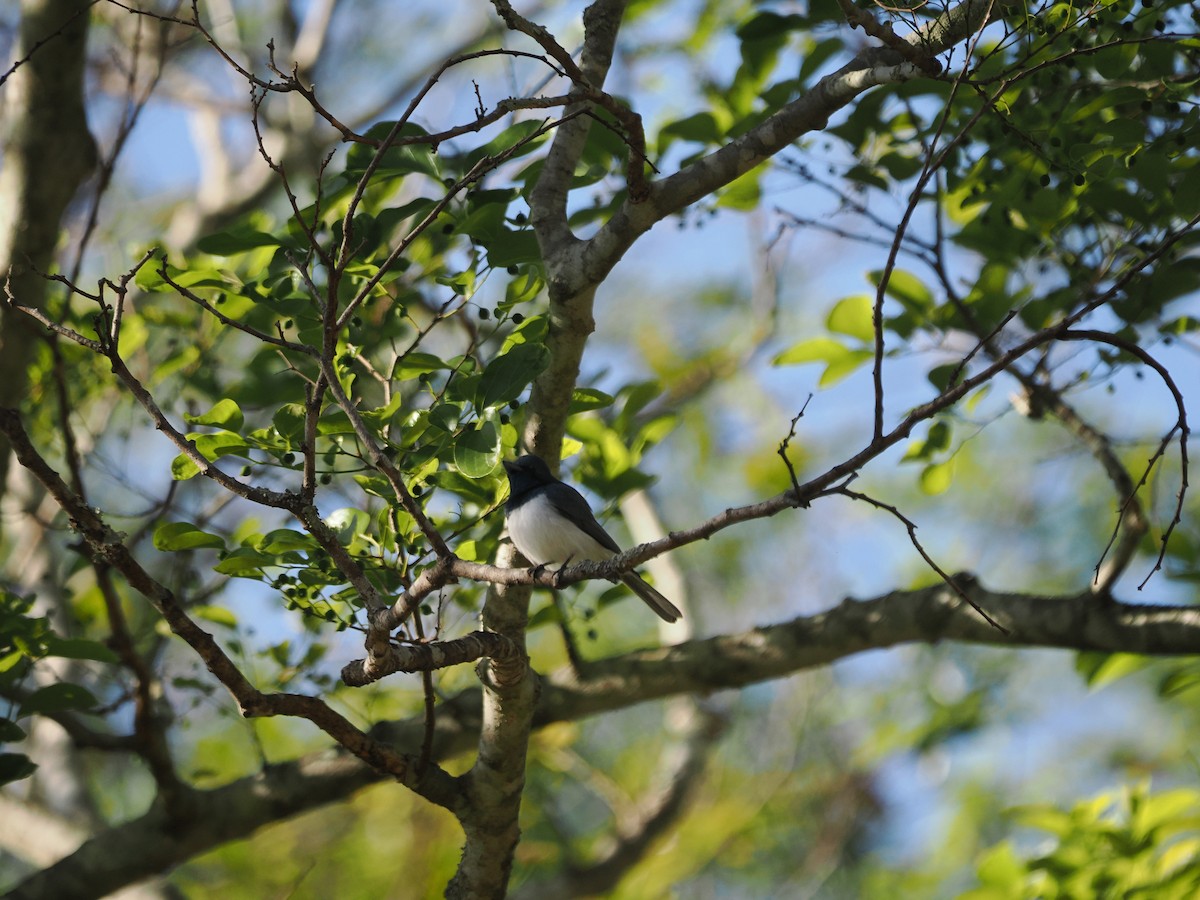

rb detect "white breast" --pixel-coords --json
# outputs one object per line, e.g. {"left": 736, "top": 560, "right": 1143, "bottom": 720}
{"left": 508, "top": 494, "right": 617, "bottom": 566}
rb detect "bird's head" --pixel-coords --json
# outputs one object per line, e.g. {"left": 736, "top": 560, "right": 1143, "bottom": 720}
{"left": 503, "top": 454, "right": 556, "bottom": 492}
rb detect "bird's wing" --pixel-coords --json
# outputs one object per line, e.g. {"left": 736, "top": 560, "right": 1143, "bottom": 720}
{"left": 544, "top": 483, "right": 622, "bottom": 554}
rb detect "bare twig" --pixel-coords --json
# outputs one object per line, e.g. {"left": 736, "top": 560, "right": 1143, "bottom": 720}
{"left": 778, "top": 397, "right": 813, "bottom": 503}
{"left": 834, "top": 487, "right": 1009, "bottom": 633}
{"left": 1060, "top": 329, "right": 1190, "bottom": 590}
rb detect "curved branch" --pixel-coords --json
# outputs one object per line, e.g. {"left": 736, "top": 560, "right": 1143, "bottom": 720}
{"left": 1060, "top": 329, "right": 1190, "bottom": 589}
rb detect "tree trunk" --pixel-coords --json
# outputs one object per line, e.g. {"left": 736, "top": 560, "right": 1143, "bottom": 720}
{"left": 0, "top": 0, "right": 96, "bottom": 495}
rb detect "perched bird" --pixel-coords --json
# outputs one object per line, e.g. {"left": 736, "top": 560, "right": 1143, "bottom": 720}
{"left": 502, "top": 454, "right": 682, "bottom": 623}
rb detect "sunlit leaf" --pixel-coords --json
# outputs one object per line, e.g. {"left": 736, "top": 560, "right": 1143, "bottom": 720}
{"left": 193, "top": 605, "right": 238, "bottom": 628}
{"left": 827, "top": 295, "right": 874, "bottom": 343}
{"left": 153, "top": 522, "right": 227, "bottom": 552}
{"left": 919, "top": 459, "right": 955, "bottom": 495}
{"left": 1076, "top": 651, "right": 1151, "bottom": 689}
{"left": 185, "top": 398, "right": 244, "bottom": 432}
{"left": 773, "top": 337, "right": 872, "bottom": 386}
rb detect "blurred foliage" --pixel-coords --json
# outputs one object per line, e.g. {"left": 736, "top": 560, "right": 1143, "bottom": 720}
{"left": 966, "top": 784, "right": 1200, "bottom": 899}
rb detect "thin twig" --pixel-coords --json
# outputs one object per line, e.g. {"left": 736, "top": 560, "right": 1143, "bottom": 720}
{"left": 834, "top": 487, "right": 1009, "bottom": 633}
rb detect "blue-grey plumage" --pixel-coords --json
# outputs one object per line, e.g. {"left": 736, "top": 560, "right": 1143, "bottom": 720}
{"left": 502, "top": 455, "right": 682, "bottom": 623}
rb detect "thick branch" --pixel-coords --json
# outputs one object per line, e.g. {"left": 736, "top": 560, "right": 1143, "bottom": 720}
{"left": 525, "top": 0, "right": 630, "bottom": 259}
{"left": 537, "top": 578, "right": 1200, "bottom": 722}
{"left": 341, "top": 630, "right": 525, "bottom": 687}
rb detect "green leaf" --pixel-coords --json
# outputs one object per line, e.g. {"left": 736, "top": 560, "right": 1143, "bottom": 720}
{"left": 453, "top": 421, "right": 502, "bottom": 478}
{"left": 870, "top": 269, "right": 935, "bottom": 313}
{"left": 135, "top": 256, "right": 191, "bottom": 294}
{"left": 772, "top": 337, "right": 872, "bottom": 386}
{"left": 42, "top": 637, "right": 120, "bottom": 664}
{"left": 827, "top": 295, "right": 875, "bottom": 343}
{"left": 346, "top": 122, "right": 441, "bottom": 180}
{"left": 316, "top": 408, "right": 355, "bottom": 436}
{"left": 153, "top": 522, "right": 227, "bottom": 552}
{"left": 477, "top": 342, "right": 550, "bottom": 409}
{"left": 569, "top": 388, "right": 616, "bottom": 414}
{"left": 272, "top": 403, "right": 306, "bottom": 441}
{"left": 483, "top": 228, "right": 541, "bottom": 268}
{"left": 927, "top": 363, "right": 963, "bottom": 393}
{"left": 1075, "top": 651, "right": 1150, "bottom": 689}
{"left": 526, "top": 601, "right": 565, "bottom": 630}
{"left": 716, "top": 169, "right": 762, "bottom": 210}
{"left": 19, "top": 683, "right": 98, "bottom": 717}
{"left": 196, "top": 225, "right": 281, "bottom": 257}
{"left": 458, "top": 201, "right": 506, "bottom": 245}
{"left": 259, "top": 529, "right": 317, "bottom": 554}
{"left": 500, "top": 313, "right": 548, "bottom": 351}
{"left": 171, "top": 431, "right": 251, "bottom": 480}
{"left": 658, "top": 112, "right": 723, "bottom": 153}
{"left": 0, "top": 752, "right": 37, "bottom": 785}
{"left": 377, "top": 197, "right": 439, "bottom": 234}
{"left": 185, "top": 398, "right": 244, "bottom": 432}
{"left": 213, "top": 548, "right": 275, "bottom": 576}
{"left": 798, "top": 37, "right": 844, "bottom": 84}
{"left": 428, "top": 402, "right": 463, "bottom": 433}
{"left": 193, "top": 605, "right": 238, "bottom": 628}
{"left": 394, "top": 352, "right": 451, "bottom": 380}
{"left": 735, "top": 10, "right": 809, "bottom": 41}
{"left": 927, "top": 421, "right": 951, "bottom": 453}
{"left": 0, "top": 718, "right": 26, "bottom": 742}
{"left": 973, "top": 842, "right": 1027, "bottom": 889}
{"left": 919, "top": 459, "right": 955, "bottom": 495}
{"left": 171, "top": 454, "right": 203, "bottom": 480}
{"left": 1160, "top": 663, "right": 1200, "bottom": 698}
{"left": 457, "top": 119, "right": 549, "bottom": 169}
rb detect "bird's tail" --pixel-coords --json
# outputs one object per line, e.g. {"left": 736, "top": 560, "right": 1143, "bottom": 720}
{"left": 621, "top": 573, "right": 683, "bottom": 623}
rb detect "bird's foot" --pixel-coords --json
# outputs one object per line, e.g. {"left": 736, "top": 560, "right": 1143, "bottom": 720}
{"left": 552, "top": 554, "right": 576, "bottom": 588}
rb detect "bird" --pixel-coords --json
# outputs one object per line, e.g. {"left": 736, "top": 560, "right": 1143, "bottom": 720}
{"left": 502, "top": 454, "right": 682, "bottom": 623}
